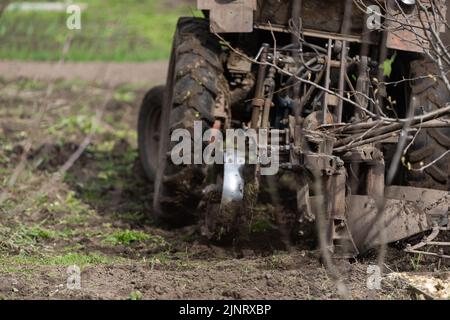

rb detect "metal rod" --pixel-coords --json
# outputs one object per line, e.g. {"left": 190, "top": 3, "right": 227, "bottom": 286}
{"left": 337, "top": 0, "right": 353, "bottom": 123}
{"left": 254, "top": 24, "right": 366, "bottom": 44}
{"left": 323, "top": 39, "right": 333, "bottom": 125}
{"left": 261, "top": 68, "right": 276, "bottom": 129}
{"left": 251, "top": 44, "right": 269, "bottom": 129}
{"left": 291, "top": 0, "right": 302, "bottom": 44}
{"left": 298, "top": 68, "right": 326, "bottom": 113}
{"left": 337, "top": 42, "right": 347, "bottom": 123}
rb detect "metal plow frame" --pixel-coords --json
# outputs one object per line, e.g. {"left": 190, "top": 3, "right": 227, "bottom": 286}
{"left": 183, "top": 0, "right": 450, "bottom": 259}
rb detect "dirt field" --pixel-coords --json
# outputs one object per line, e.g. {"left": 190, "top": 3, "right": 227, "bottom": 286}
{"left": 0, "top": 61, "right": 168, "bottom": 87}
{"left": 0, "top": 62, "right": 447, "bottom": 300}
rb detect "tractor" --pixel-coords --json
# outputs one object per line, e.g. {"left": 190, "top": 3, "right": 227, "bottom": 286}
{"left": 138, "top": 0, "right": 450, "bottom": 259}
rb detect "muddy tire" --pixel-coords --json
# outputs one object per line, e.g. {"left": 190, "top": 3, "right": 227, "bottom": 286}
{"left": 138, "top": 86, "right": 164, "bottom": 182}
{"left": 405, "top": 59, "right": 450, "bottom": 190}
{"left": 155, "top": 17, "right": 230, "bottom": 226}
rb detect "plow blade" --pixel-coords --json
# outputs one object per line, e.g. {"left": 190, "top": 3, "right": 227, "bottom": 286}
{"left": 346, "top": 187, "right": 449, "bottom": 253}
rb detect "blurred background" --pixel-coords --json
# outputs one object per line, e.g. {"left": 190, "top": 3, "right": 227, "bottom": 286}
{"left": 0, "top": 0, "right": 197, "bottom": 61}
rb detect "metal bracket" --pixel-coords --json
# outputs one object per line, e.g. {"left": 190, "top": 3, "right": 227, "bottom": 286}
{"left": 385, "top": 0, "right": 447, "bottom": 53}
{"left": 198, "top": 0, "right": 257, "bottom": 33}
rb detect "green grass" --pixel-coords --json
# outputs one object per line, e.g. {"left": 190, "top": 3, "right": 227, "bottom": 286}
{"left": 128, "top": 290, "right": 143, "bottom": 300}
{"left": 0, "top": 0, "right": 200, "bottom": 62}
{"left": 0, "top": 252, "right": 124, "bottom": 269}
{"left": 410, "top": 254, "right": 423, "bottom": 271}
{"left": 21, "top": 225, "right": 59, "bottom": 240}
{"left": 0, "top": 223, "right": 77, "bottom": 254}
{"left": 103, "top": 229, "right": 151, "bottom": 246}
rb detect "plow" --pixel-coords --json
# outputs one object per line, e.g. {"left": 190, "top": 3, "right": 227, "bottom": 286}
{"left": 138, "top": 0, "right": 450, "bottom": 259}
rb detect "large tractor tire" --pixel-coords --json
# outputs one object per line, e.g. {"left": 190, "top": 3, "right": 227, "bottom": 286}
{"left": 153, "top": 17, "right": 230, "bottom": 226}
{"left": 138, "top": 86, "right": 164, "bottom": 182}
{"left": 405, "top": 59, "right": 450, "bottom": 190}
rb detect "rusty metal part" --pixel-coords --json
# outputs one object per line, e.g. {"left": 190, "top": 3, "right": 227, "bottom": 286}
{"left": 198, "top": 0, "right": 257, "bottom": 33}
{"left": 193, "top": 0, "right": 450, "bottom": 259}
{"left": 341, "top": 145, "right": 384, "bottom": 163}
{"left": 304, "top": 111, "right": 334, "bottom": 131}
{"left": 294, "top": 130, "right": 359, "bottom": 258}
{"left": 255, "top": 23, "right": 369, "bottom": 44}
{"left": 385, "top": 0, "right": 447, "bottom": 52}
{"left": 325, "top": 168, "right": 359, "bottom": 258}
{"left": 303, "top": 154, "right": 342, "bottom": 176}
{"left": 253, "top": 0, "right": 446, "bottom": 54}
{"left": 256, "top": 0, "right": 373, "bottom": 36}
{"left": 227, "top": 50, "right": 253, "bottom": 74}
{"left": 297, "top": 184, "right": 314, "bottom": 222}
{"left": 251, "top": 44, "right": 269, "bottom": 129}
{"left": 306, "top": 166, "right": 359, "bottom": 258}
{"left": 337, "top": 41, "right": 348, "bottom": 123}
{"left": 335, "top": 0, "right": 352, "bottom": 123}
{"left": 297, "top": 68, "right": 326, "bottom": 115}
{"left": 303, "top": 185, "right": 449, "bottom": 254}
{"left": 230, "top": 76, "right": 256, "bottom": 105}
{"left": 227, "top": 51, "right": 255, "bottom": 104}
{"left": 345, "top": 186, "right": 449, "bottom": 252}
{"left": 291, "top": 0, "right": 303, "bottom": 44}
{"left": 261, "top": 67, "right": 276, "bottom": 129}
{"left": 202, "top": 0, "right": 447, "bottom": 55}
{"left": 322, "top": 39, "right": 333, "bottom": 125}
{"left": 355, "top": 56, "right": 370, "bottom": 120}
{"left": 343, "top": 146, "right": 386, "bottom": 202}
{"left": 213, "top": 91, "right": 231, "bottom": 124}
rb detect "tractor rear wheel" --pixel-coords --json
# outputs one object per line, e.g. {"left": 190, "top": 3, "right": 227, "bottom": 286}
{"left": 405, "top": 59, "right": 450, "bottom": 190}
{"left": 153, "top": 17, "right": 230, "bottom": 226}
{"left": 138, "top": 85, "right": 164, "bottom": 182}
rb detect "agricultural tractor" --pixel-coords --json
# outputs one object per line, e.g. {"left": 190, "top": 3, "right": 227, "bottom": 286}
{"left": 138, "top": 0, "right": 450, "bottom": 259}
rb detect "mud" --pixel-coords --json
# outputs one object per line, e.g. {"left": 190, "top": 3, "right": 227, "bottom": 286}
{"left": 1, "top": 252, "right": 414, "bottom": 300}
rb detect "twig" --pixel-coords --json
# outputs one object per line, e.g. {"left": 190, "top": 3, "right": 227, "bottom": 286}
{"left": 411, "top": 150, "right": 450, "bottom": 172}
